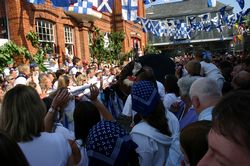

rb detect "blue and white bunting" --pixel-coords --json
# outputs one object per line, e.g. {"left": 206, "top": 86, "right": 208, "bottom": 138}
{"left": 174, "top": 23, "right": 189, "bottom": 40}
{"left": 66, "top": 0, "right": 93, "bottom": 14}
{"left": 207, "top": 0, "right": 216, "bottom": 8}
{"left": 136, "top": 6, "right": 248, "bottom": 40}
{"left": 144, "top": 0, "right": 156, "bottom": 4}
{"left": 236, "top": 8, "right": 250, "bottom": 24}
{"left": 26, "top": 0, "right": 45, "bottom": 4}
{"left": 51, "top": 0, "right": 77, "bottom": 7}
{"left": 236, "top": 0, "right": 245, "bottom": 10}
{"left": 93, "top": 0, "right": 113, "bottom": 13}
{"left": 122, "top": 0, "right": 138, "bottom": 21}
{"left": 227, "top": 14, "right": 236, "bottom": 28}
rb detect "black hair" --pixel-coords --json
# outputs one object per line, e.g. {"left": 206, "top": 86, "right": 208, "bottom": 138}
{"left": 73, "top": 57, "right": 81, "bottom": 66}
{"left": 164, "top": 75, "right": 179, "bottom": 96}
{"left": 74, "top": 101, "right": 101, "bottom": 144}
{"left": 142, "top": 100, "right": 172, "bottom": 137}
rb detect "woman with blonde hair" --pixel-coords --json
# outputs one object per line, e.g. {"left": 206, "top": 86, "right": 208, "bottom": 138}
{"left": 0, "top": 85, "right": 72, "bottom": 165}
{"left": 75, "top": 74, "right": 88, "bottom": 86}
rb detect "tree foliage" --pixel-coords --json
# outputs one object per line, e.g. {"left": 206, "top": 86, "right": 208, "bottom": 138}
{"left": 144, "top": 45, "right": 161, "bottom": 55}
{"left": 246, "top": 13, "right": 250, "bottom": 34}
{"left": 0, "top": 42, "right": 31, "bottom": 73}
{"left": 90, "top": 29, "right": 108, "bottom": 65}
{"left": 90, "top": 28, "right": 125, "bottom": 66}
{"left": 108, "top": 31, "right": 125, "bottom": 64}
{"left": 26, "top": 31, "right": 52, "bottom": 72}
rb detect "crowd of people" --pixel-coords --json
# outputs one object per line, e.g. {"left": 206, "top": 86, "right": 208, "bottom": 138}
{"left": 0, "top": 50, "right": 249, "bottom": 166}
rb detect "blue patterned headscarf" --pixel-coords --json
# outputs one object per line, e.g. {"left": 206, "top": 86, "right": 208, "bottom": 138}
{"left": 131, "top": 80, "right": 160, "bottom": 117}
{"left": 86, "top": 120, "right": 137, "bottom": 166}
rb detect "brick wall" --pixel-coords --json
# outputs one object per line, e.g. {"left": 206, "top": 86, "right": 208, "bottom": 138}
{"left": 5, "top": 0, "right": 146, "bottom": 65}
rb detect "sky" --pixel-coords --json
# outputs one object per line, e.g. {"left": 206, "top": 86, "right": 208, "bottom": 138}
{"left": 150, "top": 0, "right": 250, "bottom": 13}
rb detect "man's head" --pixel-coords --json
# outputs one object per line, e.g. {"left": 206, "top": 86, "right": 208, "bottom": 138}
{"left": 198, "top": 91, "right": 250, "bottom": 166}
{"left": 73, "top": 57, "right": 81, "bottom": 66}
{"left": 189, "top": 78, "right": 221, "bottom": 113}
{"left": 231, "top": 70, "right": 250, "bottom": 90}
{"left": 18, "top": 64, "right": 30, "bottom": 77}
{"left": 185, "top": 60, "right": 201, "bottom": 76}
{"left": 178, "top": 76, "right": 199, "bottom": 99}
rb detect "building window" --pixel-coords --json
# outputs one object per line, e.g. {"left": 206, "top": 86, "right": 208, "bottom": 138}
{"left": 88, "top": 31, "right": 94, "bottom": 60}
{"left": 0, "top": 17, "right": 8, "bottom": 39}
{"left": 88, "top": 31, "right": 93, "bottom": 46}
{"left": 36, "top": 19, "right": 55, "bottom": 53}
{"left": 131, "top": 37, "right": 141, "bottom": 49}
{"left": 64, "top": 26, "right": 74, "bottom": 58}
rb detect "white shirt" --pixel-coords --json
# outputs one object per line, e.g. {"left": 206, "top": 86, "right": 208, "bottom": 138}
{"left": 198, "top": 106, "right": 214, "bottom": 121}
{"left": 156, "top": 81, "right": 166, "bottom": 100}
{"left": 14, "top": 77, "right": 28, "bottom": 86}
{"left": 69, "top": 66, "right": 78, "bottom": 75}
{"left": 163, "top": 93, "right": 179, "bottom": 111}
{"left": 131, "top": 122, "right": 178, "bottom": 166}
{"left": 3, "top": 67, "right": 10, "bottom": 76}
{"left": 200, "top": 61, "right": 224, "bottom": 80}
{"left": 75, "top": 139, "right": 89, "bottom": 166}
{"left": 19, "top": 132, "right": 71, "bottom": 166}
{"left": 122, "top": 94, "right": 134, "bottom": 117}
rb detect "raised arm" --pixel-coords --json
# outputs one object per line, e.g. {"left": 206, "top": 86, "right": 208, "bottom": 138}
{"left": 88, "top": 85, "right": 113, "bottom": 121}
{"left": 44, "top": 89, "right": 71, "bottom": 132}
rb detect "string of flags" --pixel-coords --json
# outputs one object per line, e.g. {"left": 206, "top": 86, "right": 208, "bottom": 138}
{"left": 137, "top": 0, "right": 250, "bottom": 40}
{"left": 26, "top": 0, "right": 145, "bottom": 21}
{"left": 207, "top": 0, "right": 216, "bottom": 8}
{"left": 65, "top": 0, "right": 93, "bottom": 15}
{"left": 26, "top": 0, "right": 249, "bottom": 40}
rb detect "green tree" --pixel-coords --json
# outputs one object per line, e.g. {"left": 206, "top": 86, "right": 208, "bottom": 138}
{"left": 0, "top": 42, "right": 31, "bottom": 73}
{"left": 144, "top": 45, "right": 161, "bottom": 55}
{"left": 107, "top": 31, "right": 125, "bottom": 64}
{"left": 26, "top": 31, "right": 52, "bottom": 72}
{"left": 90, "top": 28, "right": 108, "bottom": 66}
{"left": 90, "top": 28, "right": 125, "bottom": 66}
{"left": 246, "top": 13, "right": 250, "bottom": 34}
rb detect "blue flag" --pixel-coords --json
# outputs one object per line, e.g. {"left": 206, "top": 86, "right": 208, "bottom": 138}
{"left": 95, "top": 0, "right": 113, "bottom": 13}
{"left": 236, "top": 0, "right": 245, "bottom": 10}
{"left": 144, "top": 0, "right": 156, "bottom": 4}
{"left": 26, "top": 0, "right": 45, "bottom": 4}
{"left": 122, "top": 0, "right": 138, "bottom": 21}
{"left": 51, "top": 0, "right": 77, "bottom": 7}
{"left": 207, "top": 0, "right": 216, "bottom": 8}
{"left": 219, "top": 6, "right": 227, "bottom": 17}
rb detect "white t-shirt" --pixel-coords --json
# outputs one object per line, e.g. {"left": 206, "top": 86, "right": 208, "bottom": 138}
{"left": 156, "top": 81, "right": 166, "bottom": 100}
{"left": 14, "top": 77, "right": 28, "bottom": 86}
{"left": 200, "top": 61, "right": 224, "bottom": 80}
{"left": 122, "top": 94, "right": 134, "bottom": 117}
{"left": 69, "top": 66, "right": 78, "bottom": 75}
{"left": 200, "top": 61, "right": 224, "bottom": 90}
{"left": 75, "top": 139, "right": 89, "bottom": 166}
{"left": 18, "top": 132, "right": 71, "bottom": 166}
{"left": 3, "top": 67, "right": 10, "bottom": 76}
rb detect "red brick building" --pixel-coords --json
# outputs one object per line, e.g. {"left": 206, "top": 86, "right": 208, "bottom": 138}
{"left": 0, "top": 0, "right": 146, "bottom": 64}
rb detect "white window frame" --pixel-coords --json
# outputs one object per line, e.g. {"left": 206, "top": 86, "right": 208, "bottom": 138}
{"left": 36, "top": 19, "right": 55, "bottom": 53}
{"left": 64, "top": 25, "right": 74, "bottom": 57}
